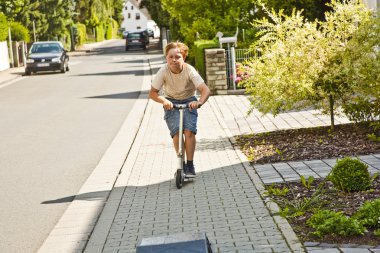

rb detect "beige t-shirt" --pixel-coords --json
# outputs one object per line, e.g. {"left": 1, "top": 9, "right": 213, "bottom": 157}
{"left": 151, "top": 63, "right": 205, "bottom": 100}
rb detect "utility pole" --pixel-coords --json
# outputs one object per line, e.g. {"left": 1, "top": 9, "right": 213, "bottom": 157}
{"left": 8, "top": 26, "right": 14, "bottom": 68}
{"left": 33, "top": 20, "right": 37, "bottom": 42}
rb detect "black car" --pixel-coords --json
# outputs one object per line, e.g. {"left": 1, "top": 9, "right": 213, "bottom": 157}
{"left": 25, "top": 41, "right": 69, "bottom": 75}
{"left": 125, "top": 31, "right": 149, "bottom": 51}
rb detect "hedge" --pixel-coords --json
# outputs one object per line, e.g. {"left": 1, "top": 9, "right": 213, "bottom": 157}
{"left": 193, "top": 39, "right": 219, "bottom": 79}
{"left": 96, "top": 24, "right": 105, "bottom": 42}
{"left": 75, "top": 23, "right": 87, "bottom": 46}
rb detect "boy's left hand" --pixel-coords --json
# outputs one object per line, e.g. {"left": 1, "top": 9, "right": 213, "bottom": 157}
{"left": 188, "top": 101, "right": 202, "bottom": 111}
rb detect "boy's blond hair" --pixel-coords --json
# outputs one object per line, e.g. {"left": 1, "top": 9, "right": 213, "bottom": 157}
{"left": 165, "top": 41, "right": 188, "bottom": 58}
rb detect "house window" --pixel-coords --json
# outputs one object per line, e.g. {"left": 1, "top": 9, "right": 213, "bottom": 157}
{"left": 131, "top": 6, "right": 134, "bottom": 10}
{"left": 124, "top": 6, "right": 127, "bottom": 10}
{"left": 136, "top": 13, "right": 140, "bottom": 20}
{"left": 128, "top": 13, "right": 131, "bottom": 19}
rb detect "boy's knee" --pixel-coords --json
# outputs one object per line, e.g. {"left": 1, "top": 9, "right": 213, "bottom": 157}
{"left": 184, "top": 130, "right": 194, "bottom": 138}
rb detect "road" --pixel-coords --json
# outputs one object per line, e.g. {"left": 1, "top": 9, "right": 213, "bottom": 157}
{"left": 0, "top": 39, "right": 156, "bottom": 253}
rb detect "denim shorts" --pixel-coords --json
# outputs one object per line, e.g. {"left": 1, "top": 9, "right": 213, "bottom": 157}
{"left": 164, "top": 96, "right": 198, "bottom": 137}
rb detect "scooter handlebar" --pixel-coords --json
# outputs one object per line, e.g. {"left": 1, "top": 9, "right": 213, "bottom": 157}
{"left": 172, "top": 103, "right": 189, "bottom": 109}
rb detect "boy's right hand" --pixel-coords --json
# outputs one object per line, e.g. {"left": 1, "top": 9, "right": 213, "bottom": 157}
{"left": 163, "top": 99, "right": 173, "bottom": 110}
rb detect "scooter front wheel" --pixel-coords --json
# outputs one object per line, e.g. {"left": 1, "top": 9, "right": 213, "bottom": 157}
{"left": 175, "top": 169, "right": 183, "bottom": 189}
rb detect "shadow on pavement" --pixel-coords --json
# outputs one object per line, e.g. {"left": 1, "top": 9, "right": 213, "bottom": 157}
{"left": 84, "top": 90, "right": 149, "bottom": 99}
{"left": 41, "top": 190, "right": 110, "bottom": 204}
{"left": 74, "top": 69, "right": 145, "bottom": 77}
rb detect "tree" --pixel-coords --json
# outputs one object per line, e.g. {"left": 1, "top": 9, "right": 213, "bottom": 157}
{"left": 159, "top": 0, "right": 257, "bottom": 46}
{"left": 140, "top": 0, "right": 170, "bottom": 29}
{"left": 37, "top": 0, "right": 75, "bottom": 41}
{"left": 258, "top": 0, "right": 333, "bottom": 21}
{"left": 0, "top": 0, "right": 45, "bottom": 40}
{"left": 336, "top": 12, "right": 380, "bottom": 122}
{"left": 0, "top": 12, "right": 8, "bottom": 41}
{"left": 312, "top": 0, "right": 375, "bottom": 128}
{"left": 10, "top": 21, "right": 30, "bottom": 41}
{"left": 243, "top": 0, "right": 378, "bottom": 130}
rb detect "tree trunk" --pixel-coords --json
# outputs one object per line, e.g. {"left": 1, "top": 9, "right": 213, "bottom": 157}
{"left": 329, "top": 94, "right": 335, "bottom": 131}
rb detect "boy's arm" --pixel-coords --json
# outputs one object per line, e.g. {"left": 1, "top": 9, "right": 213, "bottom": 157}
{"left": 189, "top": 83, "right": 210, "bottom": 110}
{"left": 149, "top": 86, "right": 173, "bottom": 110}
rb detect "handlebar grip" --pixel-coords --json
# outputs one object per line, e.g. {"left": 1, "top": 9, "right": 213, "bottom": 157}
{"left": 173, "top": 104, "right": 189, "bottom": 109}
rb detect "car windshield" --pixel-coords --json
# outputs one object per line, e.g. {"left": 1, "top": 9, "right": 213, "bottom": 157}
{"left": 30, "top": 43, "right": 63, "bottom": 53}
{"left": 128, "top": 33, "right": 141, "bottom": 39}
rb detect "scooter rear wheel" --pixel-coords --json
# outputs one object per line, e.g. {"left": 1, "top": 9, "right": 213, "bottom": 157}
{"left": 175, "top": 169, "right": 183, "bottom": 189}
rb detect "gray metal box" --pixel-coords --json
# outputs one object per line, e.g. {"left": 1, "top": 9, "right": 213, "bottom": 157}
{"left": 136, "top": 232, "right": 212, "bottom": 253}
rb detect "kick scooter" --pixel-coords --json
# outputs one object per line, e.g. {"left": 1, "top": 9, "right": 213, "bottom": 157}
{"left": 173, "top": 103, "right": 194, "bottom": 189}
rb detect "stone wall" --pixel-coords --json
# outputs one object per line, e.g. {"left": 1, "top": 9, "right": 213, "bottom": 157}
{"left": 204, "top": 48, "right": 228, "bottom": 95}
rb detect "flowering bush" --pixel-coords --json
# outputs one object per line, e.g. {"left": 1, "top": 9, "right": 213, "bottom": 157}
{"left": 235, "top": 62, "right": 251, "bottom": 89}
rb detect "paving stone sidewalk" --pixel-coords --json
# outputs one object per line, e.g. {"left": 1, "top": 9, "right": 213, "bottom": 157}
{"left": 84, "top": 95, "right": 298, "bottom": 253}
{"left": 86, "top": 91, "right": 380, "bottom": 253}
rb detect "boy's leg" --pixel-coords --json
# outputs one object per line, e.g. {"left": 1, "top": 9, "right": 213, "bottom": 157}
{"left": 184, "top": 130, "right": 196, "bottom": 177}
{"left": 184, "top": 130, "right": 196, "bottom": 160}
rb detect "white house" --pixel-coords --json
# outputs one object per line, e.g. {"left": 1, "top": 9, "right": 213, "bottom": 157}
{"left": 363, "top": 0, "right": 379, "bottom": 11}
{"left": 121, "top": 0, "right": 160, "bottom": 38}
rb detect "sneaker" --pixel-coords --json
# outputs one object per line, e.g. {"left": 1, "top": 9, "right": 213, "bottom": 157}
{"left": 185, "top": 164, "right": 196, "bottom": 178}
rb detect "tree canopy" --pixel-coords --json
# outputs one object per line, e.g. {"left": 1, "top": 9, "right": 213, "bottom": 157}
{"left": 0, "top": 0, "right": 123, "bottom": 43}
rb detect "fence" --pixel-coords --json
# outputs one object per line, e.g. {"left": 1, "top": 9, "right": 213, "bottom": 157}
{"left": 226, "top": 48, "right": 257, "bottom": 89}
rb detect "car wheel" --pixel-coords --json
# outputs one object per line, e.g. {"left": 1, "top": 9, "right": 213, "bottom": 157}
{"left": 66, "top": 62, "right": 69, "bottom": 71}
{"left": 126, "top": 46, "right": 129, "bottom": 51}
{"left": 60, "top": 63, "right": 66, "bottom": 73}
{"left": 25, "top": 69, "right": 31, "bottom": 76}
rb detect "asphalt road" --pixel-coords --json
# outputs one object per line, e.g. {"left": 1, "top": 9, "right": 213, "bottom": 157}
{"left": 0, "top": 39, "right": 154, "bottom": 253}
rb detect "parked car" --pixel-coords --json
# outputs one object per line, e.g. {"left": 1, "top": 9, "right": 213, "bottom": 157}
{"left": 25, "top": 41, "right": 69, "bottom": 75}
{"left": 125, "top": 31, "right": 149, "bottom": 51}
{"left": 146, "top": 28, "right": 154, "bottom": 38}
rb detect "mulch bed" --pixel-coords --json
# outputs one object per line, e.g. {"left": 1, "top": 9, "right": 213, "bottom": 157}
{"left": 236, "top": 122, "right": 380, "bottom": 164}
{"left": 235, "top": 122, "right": 380, "bottom": 246}
{"left": 269, "top": 178, "right": 380, "bottom": 246}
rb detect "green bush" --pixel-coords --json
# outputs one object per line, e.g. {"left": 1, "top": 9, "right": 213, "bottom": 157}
{"left": 343, "top": 98, "right": 380, "bottom": 122}
{"left": 74, "top": 23, "right": 87, "bottom": 46}
{"left": 193, "top": 39, "right": 219, "bottom": 79}
{"left": 307, "top": 210, "right": 366, "bottom": 237}
{"left": 95, "top": 24, "right": 104, "bottom": 42}
{"left": 105, "top": 22, "right": 112, "bottom": 40}
{"left": 353, "top": 198, "right": 380, "bottom": 228}
{"left": 0, "top": 13, "right": 8, "bottom": 41}
{"left": 112, "top": 19, "right": 118, "bottom": 39}
{"left": 329, "top": 157, "right": 371, "bottom": 192}
{"left": 10, "top": 22, "right": 30, "bottom": 42}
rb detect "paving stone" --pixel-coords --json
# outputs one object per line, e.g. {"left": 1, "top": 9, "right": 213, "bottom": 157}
{"left": 341, "top": 248, "right": 372, "bottom": 253}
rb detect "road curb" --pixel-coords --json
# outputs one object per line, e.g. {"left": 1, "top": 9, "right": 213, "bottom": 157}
{"left": 83, "top": 59, "right": 158, "bottom": 253}
{"left": 0, "top": 68, "right": 25, "bottom": 88}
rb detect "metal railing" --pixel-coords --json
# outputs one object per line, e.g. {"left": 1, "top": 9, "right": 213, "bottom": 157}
{"left": 226, "top": 48, "right": 258, "bottom": 89}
